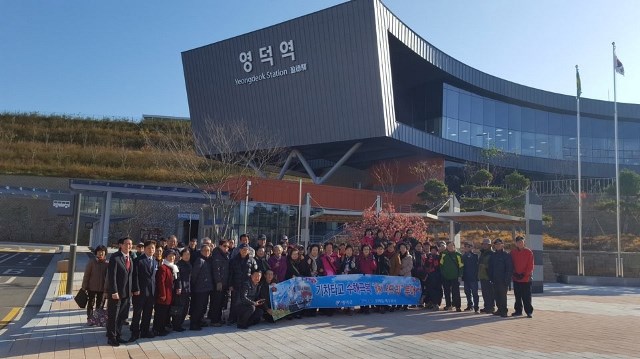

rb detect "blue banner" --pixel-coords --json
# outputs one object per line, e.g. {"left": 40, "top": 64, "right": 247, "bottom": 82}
{"left": 269, "top": 275, "right": 421, "bottom": 320}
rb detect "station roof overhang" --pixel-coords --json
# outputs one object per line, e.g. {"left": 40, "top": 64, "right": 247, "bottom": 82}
{"left": 69, "top": 179, "right": 220, "bottom": 203}
{"left": 436, "top": 211, "right": 525, "bottom": 225}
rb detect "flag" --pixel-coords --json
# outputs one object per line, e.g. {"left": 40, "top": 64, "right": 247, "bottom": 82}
{"left": 614, "top": 55, "right": 625, "bottom": 76}
{"left": 576, "top": 66, "right": 582, "bottom": 98}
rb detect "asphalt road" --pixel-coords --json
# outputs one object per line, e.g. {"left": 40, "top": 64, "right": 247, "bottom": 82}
{"left": 0, "top": 252, "right": 54, "bottom": 329}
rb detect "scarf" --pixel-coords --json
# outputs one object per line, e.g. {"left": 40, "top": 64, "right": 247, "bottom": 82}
{"left": 163, "top": 259, "right": 179, "bottom": 280}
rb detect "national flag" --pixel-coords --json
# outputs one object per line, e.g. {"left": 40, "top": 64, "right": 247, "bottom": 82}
{"left": 614, "top": 55, "right": 625, "bottom": 76}
{"left": 576, "top": 66, "right": 582, "bottom": 98}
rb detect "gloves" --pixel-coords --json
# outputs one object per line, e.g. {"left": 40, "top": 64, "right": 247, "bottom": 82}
{"left": 216, "top": 282, "right": 223, "bottom": 291}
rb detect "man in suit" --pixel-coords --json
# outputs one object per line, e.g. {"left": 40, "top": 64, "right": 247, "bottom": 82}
{"left": 106, "top": 236, "right": 134, "bottom": 347}
{"left": 129, "top": 240, "right": 157, "bottom": 342}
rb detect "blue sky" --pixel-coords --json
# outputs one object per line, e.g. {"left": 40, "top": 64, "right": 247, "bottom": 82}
{"left": 1, "top": 0, "right": 638, "bottom": 119}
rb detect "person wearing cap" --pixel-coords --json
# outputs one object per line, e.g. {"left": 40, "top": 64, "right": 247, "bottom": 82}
{"left": 152, "top": 248, "right": 179, "bottom": 337}
{"left": 511, "top": 236, "right": 534, "bottom": 318}
{"left": 488, "top": 238, "right": 513, "bottom": 318}
{"left": 231, "top": 234, "right": 255, "bottom": 259}
{"left": 478, "top": 238, "right": 495, "bottom": 314}
{"left": 461, "top": 241, "right": 480, "bottom": 313}
{"left": 440, "top": 241, "right": 464, "bottom": 311}
{"left": 253, "top": 234, "right": 267, "bottom": 251}
{"left": 229, "top": 243, "right": 258, "bottom": 325}
{"left": 236, "top": 269, "right": 265, "bottom": 329}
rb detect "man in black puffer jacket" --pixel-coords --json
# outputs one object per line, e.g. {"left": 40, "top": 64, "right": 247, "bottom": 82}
{"left": 228, "top": 243, "right": 258, "bottom": 325}
{"left": 488, "top": 239, "right": 513, "bottom": 318}
{"left": 190, "top": 245, "right": 213, "bottom": 330}
{"left": 209, "top": 239, "right": 231, "bottom": 326}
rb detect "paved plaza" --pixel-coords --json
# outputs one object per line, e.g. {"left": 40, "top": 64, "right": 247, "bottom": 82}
{"left": 0, "top": 253, "right": 638, "bottom": 359}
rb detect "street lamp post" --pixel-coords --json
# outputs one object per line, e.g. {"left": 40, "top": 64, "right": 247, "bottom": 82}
{"left": 243, "top": 180, "right": 252, "bottom": 234}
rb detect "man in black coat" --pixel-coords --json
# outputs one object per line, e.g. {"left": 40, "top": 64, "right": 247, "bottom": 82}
{"left": 190, "top": 245, "right": 213, "bottom": 330}
{"left": 228, "top": 243, "right": 258, "bottom": 324}
{"left": 129, "top": 240, "right": 158, "bottom": 341}
{"left": 106, "top": 236, "right": 134, "bottom": 347}
{"left": 488, "top": 239, "right": 513, "bottom": 318}
{"left": 236, "top": 269, "right": 265, "bottom": 329}
{"left": 209, "top": 239, "right": 231, "bottom": 326}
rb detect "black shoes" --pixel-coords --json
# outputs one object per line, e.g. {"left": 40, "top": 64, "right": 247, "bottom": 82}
{"left": 456, "top": 307, "right": 462, "bottom": 312}
{"left": 173, "top": 327, "right": 186, "bottom": 332}
{"left": 511, "top": 312, "right": 523, "bottom": 317}
{"left": 189, "top": 326, "right": 202, "bottom": 331}
{"left": 526, "top": 314, "right": 533, "bottom": 318}
{"left": 127, "top": 335, "right": 139, "bottom": 343}
{"left": 443, "top": 306, "right": 451, "bottom": 311}
{"left": 107, "top": 338, "right": 120, "bottom": 347}
{"left": 464, "top": 306, "right": 473, "bottom": 311}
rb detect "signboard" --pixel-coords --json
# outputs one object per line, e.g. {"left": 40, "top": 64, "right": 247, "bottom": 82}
{"left": 49, "top": 194, "right": 74, "bottom": 216}
{"left": 269, "top": 275, "right": 422, "bottom": 320}
{"left": 178, "top": 212, "right": 199, "bottom": 221}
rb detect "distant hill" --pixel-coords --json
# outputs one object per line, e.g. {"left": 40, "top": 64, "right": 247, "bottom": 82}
{"left": 0, "top": 112, "right": 195, "bottom": 182}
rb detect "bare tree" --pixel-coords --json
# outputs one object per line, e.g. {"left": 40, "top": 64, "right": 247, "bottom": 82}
{"left": 371, "top": 160, "right": 399, "bottom": 204}
{"left": 409, "top": 159, "right": 444, "bottom": 184}
{"left": 142, "top": 119, "right": 282, "bottom": 240}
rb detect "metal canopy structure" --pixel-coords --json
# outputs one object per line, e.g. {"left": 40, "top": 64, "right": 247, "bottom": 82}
{"left": 437, "top": 211, "right": 525, "bottom": 225}
{"left": 310, "top": 209, "right": 441, "bottom": 223}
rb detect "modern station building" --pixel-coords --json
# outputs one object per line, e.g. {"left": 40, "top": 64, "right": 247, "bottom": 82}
{"left": 181, "top": 0, "right": 640, "bottom": 239}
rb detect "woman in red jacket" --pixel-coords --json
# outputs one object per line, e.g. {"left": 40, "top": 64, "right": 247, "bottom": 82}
{"left": 153, "top": 249, "right": 179, "bottom": 336}
{"left": 356, "top": 244, "right": 377, "bottom": 314}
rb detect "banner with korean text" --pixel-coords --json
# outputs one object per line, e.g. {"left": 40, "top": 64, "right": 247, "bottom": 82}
{"left": 269, "top": 274, "right": 422, "bottom": 320}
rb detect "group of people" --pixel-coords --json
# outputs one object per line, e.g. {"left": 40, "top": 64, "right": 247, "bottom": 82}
{"left": 80, "top": 230, "right": 534, "bottom": 347}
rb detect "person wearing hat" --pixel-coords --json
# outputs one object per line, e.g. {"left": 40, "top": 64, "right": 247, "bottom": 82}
{"left": 488, "top": 238, "right": 513, "bottom": 318}
{"left": 236, "top": 268, "right": 265, "bottom": 329}
{"left": 440, "top": 241, "right": 464, "bottom": 311}
{"left": 478, "top": 238, "right": 495, "bottom": 314}
{"left": 231, "top": 234, "right": 255, "bottom": 259}
{"left": 511, "top": 236, "right": 534, "bottom": 318}
{"left": 253, "top": 234, "right": 267, "bottom": 251}
{"left": 152, "top": 248, "right": 179, "bottom": 337}
{"left": 461, "top": 241, "right": 480, "bottom": 313}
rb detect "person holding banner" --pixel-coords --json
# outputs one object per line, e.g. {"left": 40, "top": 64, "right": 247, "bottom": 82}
{"left": 320, "top": 242, "right": 340, "bottom": 316}
{"left": 373, "top": 243, "right": 391, "bottom": 313}
{"left": 300, "top": 244, "right": 323, "bottom": 317}
{"left": 236, "top": 269, "right": 265, "bottom": 330}
{"left": 397, "top": 243, "right": 414, "bottom": 311}
{"left": 356, "top": 244, "right": 376, "bottom": 314}
{"left": 285, "top": 248, "right": 304, "bottom": 319}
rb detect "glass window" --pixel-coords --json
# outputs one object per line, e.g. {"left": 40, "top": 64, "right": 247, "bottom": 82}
{"left": 581, "top": 117, "right": 593, "bottom": 138}
{"left": 535, "top": 110, "right": 548, "bottom": 134}
{"left": 482, "top": 99, "right": 498, "bottom": 125}
{"left": 470, "top": 123, "right": 484, "bottom": 147}
{"left": 471, "top": 95, "right": 484, "bottom": 124}
{"left": 549, "top": 135, "right": 563, "bottom": 159}
{"left": 458, "top": 120, "right": 470, "bottom": 144}
{"left": 445, "top": 118, "right": 458, "bottom": 140}
{"left": 506, "top": 104, "right": 520, "bottom": 130}
{"left": 459, "top": 92, "right": 471, "bottom": 122}
{"left": 482, "top": 126, "right": 495, "bottom": 148}
{"left": 563, "top": 114, "right": 577, "bottom": 136}
{"left": 535, "top": 133, "right": 549, "bottom": 157}
{"left": 508, "top": 130, "right": 521, "bottom": 154}
{"left": 521, "top": 108, "right": 535, "bottom": 132}
{"left": 620, "top": 121, "right": 640, "bottom": 139}
{"left": 495, "top": 128, "right": 508, "bottom": 151}
{"left": 548, "top": 112, "right": 562, "bottom": 135}
{"left": 592, "top": 118, "right": 613, "bottom": 138}
{"left": 521, "top": 132, "right": 535, "bottom": 156}
{"left": 445, "top": 89, "right": 459, "bottom": 119}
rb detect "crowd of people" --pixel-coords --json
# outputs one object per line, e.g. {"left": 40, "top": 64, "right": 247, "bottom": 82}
{"left": 81, "top": 231, "right": 534, "bottom": 347}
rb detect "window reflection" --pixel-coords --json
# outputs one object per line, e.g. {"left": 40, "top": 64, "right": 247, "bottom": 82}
{"left": 441, "top": 83, "right": 639, "bottom": 165}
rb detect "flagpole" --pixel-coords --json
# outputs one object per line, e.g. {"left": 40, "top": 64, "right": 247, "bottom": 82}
{"left": 576, "top": 65, "right": 583, "bottom": 276}
{"left": 612, "top": 42, "right": 622, "bottom": 278}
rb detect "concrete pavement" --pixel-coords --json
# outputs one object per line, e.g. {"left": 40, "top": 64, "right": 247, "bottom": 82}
{"left": 0, "top": 254, "right": 638, "bottom": 359}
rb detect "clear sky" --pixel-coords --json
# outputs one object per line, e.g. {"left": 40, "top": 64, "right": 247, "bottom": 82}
{"left": 1, "top": 0, "right": 638, "bottom": 119}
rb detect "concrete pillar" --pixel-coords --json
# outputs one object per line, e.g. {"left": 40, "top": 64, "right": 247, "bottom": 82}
{"left": 101, "top": 191, "right": 112, "bottom": 247}
{"left": 525, "top": 190, "right": 544, "bottom": 293}
{"left": 448, "top": 194, "right": 460, "bottom": 248}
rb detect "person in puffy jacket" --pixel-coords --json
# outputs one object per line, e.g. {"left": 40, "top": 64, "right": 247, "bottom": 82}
{"left": 397, "top": 243, "right": 413, "bottom": 311}
{"left": 461, "top": 241, "right": 480, "bottom": 313}
{"left": 229, "top": 243, "right": 258, "bottom": 325}
{"left": 172, "top": 248, "right": 191, "bottom": 332}
{"left": 153, "top": 249, "right": 179, "bottom": 337}
{"left": 440, "top": 241, "right": 463, "bottom": 311}
{"left": 190, "top": 245, "right": 213, "bottom": 330}
{"left": 488, "top": 239, "right": 513, "bottom": 318}
{"left": 510, "top": 236, "right": 534, "bottom": 318}
{"left": 209, "top": 239, "right": 231, "bottom": 327}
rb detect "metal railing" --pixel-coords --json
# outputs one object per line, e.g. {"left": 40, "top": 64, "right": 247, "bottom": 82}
{"left": 530, "top": 177, "right": 614, "bottom": 196}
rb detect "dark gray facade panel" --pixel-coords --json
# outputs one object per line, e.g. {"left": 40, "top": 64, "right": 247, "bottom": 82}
{"left": 182, "top": 0, "right": 386, "bottom": 153}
